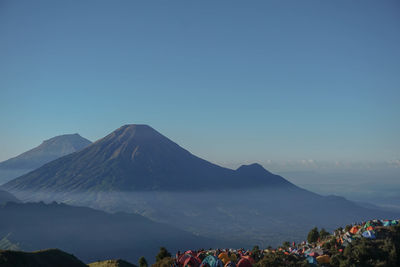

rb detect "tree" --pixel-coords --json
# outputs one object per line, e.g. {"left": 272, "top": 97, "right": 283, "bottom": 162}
{"left": 251, "top": 245, "right": 261, "bottom": 260}
{"left": 282, "top": 241, "right": 290, "bottom": 248}
{"left": 307, "top": 227, "right": 320, "bottom": 243}
{"left": 156, "top": 247, "right": 171, "bottom": 262}
{"left": 152, "top": 257, "right": 175, "bottom": 267}
{"left": 139, "top": 256, "right": 148, "bottom": 267}
{"left": 319, "top": 228, "right": 330, "bottom": 239}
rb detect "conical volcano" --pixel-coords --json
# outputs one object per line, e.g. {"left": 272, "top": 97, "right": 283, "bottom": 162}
{"left": 3, "top": 124, "right": 293, "bottom": 193}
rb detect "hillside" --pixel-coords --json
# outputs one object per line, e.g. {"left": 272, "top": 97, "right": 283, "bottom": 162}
{"left": 2, "top": 220, "right": 399, "bottom": 267}
{"left": 0, "top": 189, "right": 19, "bottom": 204}
{"left": 0, "top": 134, "right": 91, "bottom": 184}
{"left": 162, "top": 219, "right": 400, "bottom": 267}
{"left": 0, "top": 201, "right": 218, "bottom": 263}
{"left": 0, "top": 248, "right": 87, "bottom": 267}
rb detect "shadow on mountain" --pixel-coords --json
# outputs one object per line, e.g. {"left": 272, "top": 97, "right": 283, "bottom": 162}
{"left": 0, "top": 201, "right": 219, "bottom": 263}
{"left": 0, "top": 248, "right": 87, "bottom": 267}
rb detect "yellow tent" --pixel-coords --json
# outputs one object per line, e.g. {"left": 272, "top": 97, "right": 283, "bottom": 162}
{"left": 316, "top": 255, "right": 330, "bottom": 264}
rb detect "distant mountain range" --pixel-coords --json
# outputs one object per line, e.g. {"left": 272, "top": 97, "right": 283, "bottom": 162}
{"left": 3, "top": 125, "right": 293, "bottom": 192}
{"left": 0, "top": 201, "right": 218, "bottom": 263}
{"left": 0, "top": 134, "right": 91, "bottom": 185}
{"left": 1, "top": 124, "right": 399, "bottom": 247}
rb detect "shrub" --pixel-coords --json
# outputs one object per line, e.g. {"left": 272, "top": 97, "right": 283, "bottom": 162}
{"left": 139, "top": 256, "right": 148, "bottom": 267}
{"left": 155, "top": 247, "right": 171, "bottom": 262}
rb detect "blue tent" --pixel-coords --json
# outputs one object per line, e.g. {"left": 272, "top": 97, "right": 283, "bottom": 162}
{"left": 201, "top": 256, "right": 224, "bottom": 267}
{"left": 306, "top": 256, "right": 317, "bottom": 265}
{"left": 224, "top": 261, "right": 236, "bottom": 267}
{"left": 362, "top": 230, "right": 376, "bottom": 239}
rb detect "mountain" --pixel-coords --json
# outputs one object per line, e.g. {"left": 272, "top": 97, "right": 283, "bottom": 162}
{"left": 0, "top": 201, "right": 218, "bottom": 263}
{"left": 0, "top": 249, "right": 87, "bottom": 267}
{"left": 2, "top": 124, "right": 398, "bottom": 247}
{"left": 3, "top": 124, "right": 293, "bottom": 192}
{"left": 0, "top": 189, "right": 19, "bottom": 204}
{"left": 0, "top": 134, "right": 92, "bottom": 185}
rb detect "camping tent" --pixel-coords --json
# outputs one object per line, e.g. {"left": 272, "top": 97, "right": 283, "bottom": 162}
{"left": 224, "top": 262, "right": 236, "bottom": 267}
{"left": 240, "top": 256, "right": 254, "bottom": 265}
{"left": 218, "top": 253, "right": 230, "bottom": 265}
{"left": 201, "top": 256, "right": 224, "bottom": 267}
{"left": 184, "top": 256, "right": 201, "bottom": 267}
{"left": 306, "top": 256, "right": 318, "bottom": 265}
{"left": 350, "top": 226, "right": 360, "bottom": 234}
{"left": 362, "top": 230, "right": 376, "bottom": 239}
{"left": 236, "top": 258, "right": 252, "bottom": 267}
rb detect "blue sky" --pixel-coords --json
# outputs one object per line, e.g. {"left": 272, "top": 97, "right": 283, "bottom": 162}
{"left": 1, "top": 0, "right": 399, "bottom": 165}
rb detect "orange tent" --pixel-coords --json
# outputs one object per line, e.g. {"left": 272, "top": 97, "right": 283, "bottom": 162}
{"left": 218, "top": 253, "right": 230, "bottom": 265}
{"left": 350, "top": 226, "right": 360, "bottom": 234}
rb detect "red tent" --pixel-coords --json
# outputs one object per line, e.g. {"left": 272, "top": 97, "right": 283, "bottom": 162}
{"left": 237, "top": 258, "right": 252, "bottom": 267}
{"left": 179, "top": 254, "right": 193, "bottom": 265}
{"left": 241, "top": 256, "right": 254, "bottom": 264}
{"left": 184, "top": 256, "right": 201, "bottom": 267}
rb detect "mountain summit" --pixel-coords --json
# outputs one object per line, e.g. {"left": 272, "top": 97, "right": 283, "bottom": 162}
{"left": 0, "top": 133, "right": 91, "bottom": 170}
{"left": 3, "top": 124, "right": 293, "bottom": 192}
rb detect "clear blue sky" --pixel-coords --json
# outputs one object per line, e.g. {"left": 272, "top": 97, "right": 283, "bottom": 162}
{"left": 1, "top": 0, "right": 399, "bottom": 165}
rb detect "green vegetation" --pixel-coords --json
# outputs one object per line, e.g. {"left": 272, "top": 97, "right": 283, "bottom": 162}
{"left": 307, "top": 227, "right": 319, "bottom": 243}
{"left": 254, "top": 252, "right": 308, "bottom": 267}
{"left": 319, "top": 228, "right": 330, "bottom": 239}
{"left": 138, "top": 256, "right": 148, "bottom": 267}
{"left": 330, "top": 225, "right": 400, "bottom": 267}
{"left": 155, "top": 247, "right": 171, "bottom": 262}
{"left": 151, "top": 257, "right": 174, "bottom": 267}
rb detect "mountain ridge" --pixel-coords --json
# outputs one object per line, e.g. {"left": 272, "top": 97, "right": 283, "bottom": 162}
{"left": 0, "top": 201, "right": 219, "bottom": 263}
{"left": 0, "top": 133, "right": 92, "bottom": 185}
{"left": 3, "top": 124, "right": 294, "bottom": 192}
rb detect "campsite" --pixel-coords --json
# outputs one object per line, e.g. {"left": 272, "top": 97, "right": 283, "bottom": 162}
{"left": 156, "top": 219, "right": 400, "bottom": 267}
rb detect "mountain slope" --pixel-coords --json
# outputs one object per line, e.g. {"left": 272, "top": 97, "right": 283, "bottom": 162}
{"left": 3, "top": 125, "right": 293, "bottom": 192}
{"left": 0, "top": 189, "right": 19, "bottom": 204}
{"left": 0, "top": 134, "right": 92, "bottom": 184}
{"left": 0, "top": 201, "right": 218, "bottom": 263}
{"left": 0, "top": 249, "right": 87, "bottom": 267}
